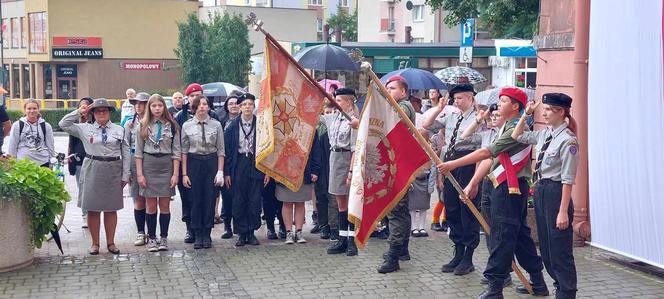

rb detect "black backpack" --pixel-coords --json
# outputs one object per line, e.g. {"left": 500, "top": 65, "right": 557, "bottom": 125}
{"left": 19, "top": 121, "right": 48, "bottom": 149}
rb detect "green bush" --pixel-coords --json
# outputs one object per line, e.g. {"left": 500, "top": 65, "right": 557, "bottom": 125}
{"left": 7, "top": 109, "right": 122, "bottom": 131}
{"left": 0, "top": 158, "right": 70, "bottom": 248}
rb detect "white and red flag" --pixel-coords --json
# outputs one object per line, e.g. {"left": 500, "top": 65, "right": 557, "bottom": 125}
{"left": 348, "top": 78, "right": 431, "bottom": 249}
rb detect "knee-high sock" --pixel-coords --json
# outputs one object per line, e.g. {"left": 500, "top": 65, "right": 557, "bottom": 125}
{"left": 410, "top": 211, "right": 419, "bottom": 230}
{"left": 134, "top": 209, "right": 146, "bottom": 233}
{"left": 432, "top": 201, "right": 444, "bottom": 223}
{"left": 338, "top": 211, "right": 349, "bottom": 237}
{"left": 146, "top": 213, "right": 158, "bottom": 238}
{"left": 420, "top": 210, "right": 429, "bottom": 230}
{"left": 159, "top": 213, "right": 171, "bottom": 238}
{"left": 348, "top": 222, "right": 355, "bottom": 237}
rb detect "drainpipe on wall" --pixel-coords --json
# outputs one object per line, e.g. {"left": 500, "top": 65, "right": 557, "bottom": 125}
{"left": 572, "top": 0, "right": 591, "bottom": 246}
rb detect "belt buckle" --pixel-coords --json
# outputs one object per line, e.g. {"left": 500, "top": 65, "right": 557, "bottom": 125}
{"left": 245, "top": 152, "right": 250, "bottom": 158}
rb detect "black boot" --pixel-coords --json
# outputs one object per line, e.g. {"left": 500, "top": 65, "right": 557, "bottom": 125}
{"left": 278, "top": 224, "right": 287, "bottom": 239}
{"left": 235, "top": 233, "right": 246, "bottom": 247}
{"left": 312, "top": 210, "right": 319, "bottom": 226}
{"left": 184, "top": 223, "right": 195, "bottom": 244}
{"left": 477, "top": 283, "right": 504, "bottom": 299}
{"left": 221, "top": 221, "right": 233, "bottom": 239}
{"left": 382, "top": 238, "right": 411, "bottom": 261}
{"left": 346, "top": 237, "right": 358, "bottom": 256}
{"left": 266, "top": 221, "right": 278, "bottom": 240}
{"left": 247, "top": 232, "right": 260, "bottom": 245}
{"left": 515, "top": 272, "right": 550, "bottom": 296}
{"left": 327, "top": 236, "right": 347, "bottom": 254}
{"left": 454, "top": 247, "right": 475, "bottom": 275}
{"left": 441, "top": 244, "right": 465, "bottom": 272}
{"left": 203, "top": 228, "right": 212, "bottom": 248}
{"left": 320, "top": 225, "right": 331, "bottom": 239}
{"left": 193, "top": 230, "right": 204, "bottom": 249}
{"left": 377, "top": 245, "right": 401, "bottom": 273}
{"left": 330, "top": 228, "right": 339, "bottom": 241}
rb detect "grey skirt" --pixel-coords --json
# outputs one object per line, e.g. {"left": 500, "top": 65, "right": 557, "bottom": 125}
{"left": 276, "top": 183, "right": 313, "bottom": 202}
{"left": 129, "top": 158, "right": 140, "bottom": 198}
{"left": 408, "top": 173, "right": 432, "bottom": 211}
{"left": 80, "top": 158, "right": 124, "bottom": 212}
{"left": 328, "top": 150, "right": 351, "bottom": 196}
{"left": 140, "top": 154, "right": 175, "bottom": 198}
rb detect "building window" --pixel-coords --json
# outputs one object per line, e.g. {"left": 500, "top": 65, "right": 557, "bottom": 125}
{"left": 22, "top": 64, "right": 31, "bottom": 98}
{"left": 515, "top": 57, "right": 537, "bottom": 88}
{"left": 256, "top": 0, "right": 268, "bottom": 6}
{"left": 308, "top": 0, "right": 323, "bottom": 5}
{"left": 316, "top": 19, "right": 323, "bottom": 32}
{"left": 29, "top": 12, "right": 47, "bottom": 54}
{"left": 412, "top": 37, "right": 425, "bottom": 43}
{"left": 413, "top": 5, "right": 424, "bottom": 22}
{"left": 2, "top": 19, "right": 7, "bottom": 49}
{"left": 338, "top": 0, "right": 349, "bottom": 7}
{"left": 20, "top": 17, "right": 26, "bottom": 48}
{"left": 11, "top": 18, "right": 19, "bottom": 48}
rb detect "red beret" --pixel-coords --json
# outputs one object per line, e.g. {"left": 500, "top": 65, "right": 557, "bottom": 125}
{"left": 386, "top": 75, "right": 407, "bottom": 86}
{"left": 499, "top": 87, "right": 528, "bottom": 108}
{"left": 185, "top": 83, "right": 203, "bottom": 96}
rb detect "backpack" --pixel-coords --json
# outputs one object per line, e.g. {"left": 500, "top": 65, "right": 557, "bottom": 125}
{"left": 19, "top": 121, "right": 48, "bottom": 149}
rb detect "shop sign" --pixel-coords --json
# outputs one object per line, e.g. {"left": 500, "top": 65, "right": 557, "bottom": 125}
{"left": 52, "top": 37, "right": 102, "bottom": 47}
{"left": 52, "top": 48, "right": 103, "bottom": 59}
{"left": 57, "top": 65, "right": 77, "bottom": 77}
{"left": 122, "top": 62, "right": 162, "bottom": 71}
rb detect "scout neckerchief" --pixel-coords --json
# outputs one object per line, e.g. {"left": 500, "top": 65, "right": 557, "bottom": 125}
{"left": 240, "top": 116, "right": 254, "bottom": 155}
{"left": 148, "top": 120, "right": 164, "bottom": 150}
{"left": 488, "top": 117, "right": 530, "bottom": 194}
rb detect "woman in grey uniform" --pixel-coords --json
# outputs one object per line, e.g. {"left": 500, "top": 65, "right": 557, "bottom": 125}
{"left": 181, "top": 95, "right": 225, "bottom": 249}
{"left": 59, "top": 98, "right": 130, "bottom": 255}
{"left": 135, "top": 94, "right": 182, "bottom": 252}
{"left": 512, "top": 93, "right": 579, "bottom": 299}
{"left": 125, "top": 92, "right": 150, "bottom": 247}
{"left": 321, "top": 88, "right": 360, "bottom": 256}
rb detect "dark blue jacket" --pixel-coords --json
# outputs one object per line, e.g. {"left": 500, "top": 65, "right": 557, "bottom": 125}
{"left": 224, "top": 115, "right": 264, "bottom": 180}
{"left": 300, "top": 135, "right": 321, "bottom": 185}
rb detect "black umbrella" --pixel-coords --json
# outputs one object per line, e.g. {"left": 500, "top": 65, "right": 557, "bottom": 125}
{"left": 293, "top": 44, "right": 359, "bottom": 71}
{"left": 51, "top": 225, "right": 64, "bottom": 254}
{"left": 202, "top": 82, "right": 244, "bottom": 97}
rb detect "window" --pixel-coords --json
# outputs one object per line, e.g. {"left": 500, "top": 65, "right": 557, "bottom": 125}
{"left": 317, "top": 19, "right": 324, "bottom": 33}
{"left": 515, "top": 58, "right": 537, "bottom": 88}
{"left": 11, "top": 18, "right": 19, "bottom": 48}
{"left": 338, "top": 0, "right": 349, "bottom": 7}
{"left": 413, "top": 5, "right": 424, "bottom": 22}
{"left": 29, "top": 12, "right": 47, "bottom": 54}
{"left": 256, "top": 0, "right": 268, "bottom": 6}
{"left": 308, "top": 0, "right": 322, "bottom": 5}
{"left": 20, "top": 17, "right": 26, "bottom": 48}
{"left": 412, "top": 37, "right": 425, "bottom": 43}
{"left": 244, "top": 0, "right": 250, "bottom": 4}
{"left": 1, "top": 19, "right": 7, "bottom": 49}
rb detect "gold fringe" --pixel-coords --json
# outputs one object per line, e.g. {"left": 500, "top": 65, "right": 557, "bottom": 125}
{"left": 508, "top": 187, "right": 521, "bottom": 195}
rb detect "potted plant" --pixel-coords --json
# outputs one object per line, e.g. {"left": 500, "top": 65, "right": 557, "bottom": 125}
{"left": 0, "top": 157, "right": 70, "bottom": 272}
{"left": 525, "top": 179, "right": 538, "bottom": 243}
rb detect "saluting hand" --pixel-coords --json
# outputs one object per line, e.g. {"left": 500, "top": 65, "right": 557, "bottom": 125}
{"left": 556, "top": 211, "right": 569, "bottom": 230}
{"left": 78, "top": 103, "right": 90, "bottom": 115}
{"left": 525, "top": 100, "right": 540, "bottom": 116}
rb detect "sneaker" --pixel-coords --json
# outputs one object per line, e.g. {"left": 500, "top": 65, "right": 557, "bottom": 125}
{"left": 158, "top": 238, "right": 168, "bottom": 251}
{"left": 285, "top": 232, "right": 295, "bottom": 244}
{"left": 147, "top": 238, "right": 159, "bottom": 252}
{"left": 134, "top": 233, "right": 146, "bottom": 246}
{"left": 82, "top": 215, "right": 88, "bottom": 229}
{"left": 296, "top": 231, "right": 307, "bottom": 243}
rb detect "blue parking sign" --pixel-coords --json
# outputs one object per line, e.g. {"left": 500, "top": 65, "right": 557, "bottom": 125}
{"left": 460, "top": 19, "right": 475, "bottom": 47}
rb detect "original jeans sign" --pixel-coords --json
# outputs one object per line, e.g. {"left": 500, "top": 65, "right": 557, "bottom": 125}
{"left": 52, "top": 48, "right": 103, "bottom": 59}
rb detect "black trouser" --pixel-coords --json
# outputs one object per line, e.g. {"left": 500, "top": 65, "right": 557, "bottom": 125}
{"left": 443, "top": 159, "right": 480, "bottom": 250}
{"left": 484, "top": 179, "right": 543, "bottom": 287}
{"left": 178, "top": 172, "right": 191, "bottom": 228}
{"left": 232, "top": 155, "right": 263, "bottom": 235}
{"left": 262, "top": 179, "right": 283, "bottom": 230}
{"left": 220, "top": 185, "right": 233, "bottom": 226}
{"left": 535, "top": 179, "right": 577, "bottom": 296}
{"left": 480, "top": 178, "right": 493, "bottom": 249}
{"left": 187, "top": 153, "right": 217, "bottom": 230}
{"left": 315, "top": 192, "right": 338, "bottom": 229}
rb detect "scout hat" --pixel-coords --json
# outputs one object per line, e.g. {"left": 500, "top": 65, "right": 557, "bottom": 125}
{"left": 89, "top": 98, "right": 116, "bottom": 113}
{"left": 542, "top": 93, "right": 572, "bottom": 108}
{"left": 448, "top": 83, "right": 476, "bottom": 98}
{"left": 499, "top": 87, "right": 528, "bottom": 108}
{"left": 130, "top": 92, "right": 150, "bottom": 104}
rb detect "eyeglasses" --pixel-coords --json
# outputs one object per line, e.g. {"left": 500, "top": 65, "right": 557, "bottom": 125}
{"left": 490, "top": 114, "right": 500, "bottom": 119}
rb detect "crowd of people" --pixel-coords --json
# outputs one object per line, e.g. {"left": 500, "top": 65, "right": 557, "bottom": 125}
{"left": 0, "top": 75, "right": 580, "bottom": 299}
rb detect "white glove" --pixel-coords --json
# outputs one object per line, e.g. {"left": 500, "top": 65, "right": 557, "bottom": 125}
{"left": 214, "top": 170, "right": 224, "bottom": 187}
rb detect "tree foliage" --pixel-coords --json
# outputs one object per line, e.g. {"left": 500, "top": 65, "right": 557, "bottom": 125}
{"left": 326, "top": 6, "right": 358, "bottom": 42}
{"left": 175, "top": 12, "right": 252, "bottom": 87}
{"left": 424, "top": 0, "right": 539, "bottom": 39}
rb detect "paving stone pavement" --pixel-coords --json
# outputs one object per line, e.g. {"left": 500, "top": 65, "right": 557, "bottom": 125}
{"left": 1, "top": 135, "right": 663, "bottom": 298}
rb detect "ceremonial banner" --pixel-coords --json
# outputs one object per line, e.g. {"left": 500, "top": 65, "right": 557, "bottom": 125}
{"left": 348, "top": 80, "right": 431, "bottom": 249}
{"left": 255, "top": 37, "right": 327, "bottom": 191}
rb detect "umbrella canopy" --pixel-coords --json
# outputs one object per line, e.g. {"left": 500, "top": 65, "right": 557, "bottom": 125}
{"left": 318, "top": 79, "right": 344, "bottom": 93}
{"left": 379, "top": 68, "right": 446, "bottom": 91}
{"left": 435, "top": 66, "right": 487, "bottom": 85}
{"left": 475, "top": 87, "right": 536, "bottom": 106}
{"left": 202, "top": 82, "right": 244, "bottom": 97}
{"left": 294, "top": 44, "right": 359, "bottom": 71}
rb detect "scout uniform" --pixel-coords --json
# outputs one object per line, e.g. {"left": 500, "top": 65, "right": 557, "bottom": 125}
{"left": 516, "top": 93, "right": 579, "bottom": 299}
{"left": 314, "top": 116, "right": 339, "bottom": 240}
{"left": 223, "top": 95, "right": 264, "bottom": 246}
{"left": 124, "top": 92, "right": 150, "bottom": 245}
{"left": 181, "top": 113, "right": 225, "bottom": 249}
{"left": 322, "top": 88, "right": 360, "bottom": 256}
{"left": 135, "top": 118, "right": 182, "bottom": 245}
{"left": 480, "top": 87, "right": 546, "bottom": 298}
{"left": 428, "top": 83, "right": 482, "bottom": 275}
{"left": 59, "top": 99, "right": 130, "bottom": 212}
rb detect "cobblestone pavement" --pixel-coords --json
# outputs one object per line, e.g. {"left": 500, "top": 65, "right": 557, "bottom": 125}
{"left": 1, "top": 135, "right": 663, "bottom": 298}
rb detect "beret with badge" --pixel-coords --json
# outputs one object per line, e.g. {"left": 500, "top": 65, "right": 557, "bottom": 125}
{"left": 449, "top": 83, "right": 476, "bottom": 98}
{"left": 237, "top": 93, "right": 256, "bottom": 105}
{"left": 185, "top": 83, "right": 203, "bottom": 96}
{"left": 499, "top": 87, "right": 528, "bottom": 108}
{"left": 333, "top": 87, "right": 356, "bottom": 97}
{"left": 542, "top": 93, "right": 572, "bottom": 108}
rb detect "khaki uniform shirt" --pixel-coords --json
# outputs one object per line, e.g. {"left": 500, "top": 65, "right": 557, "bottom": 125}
{"left": 181, "top": 115, "right": 225, "bottom": 156}
{"left": 135, "top": 121, "right": 182, "bottom": 160}
{"left": 517, "top": 122, "right": 579, "bottom": 184}
{"left": 485, "top": 117, "right": 532, "bottom": 179}
{"left": 321, "top": 111, "right": 357, "bottom": 150}
{"left": 430, "top": 109, "right": 481, "bottom": 158}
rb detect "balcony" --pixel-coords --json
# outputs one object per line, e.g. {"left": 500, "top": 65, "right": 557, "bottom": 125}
{"left": 380, "top": 18, "right": 396, "bottom": 34}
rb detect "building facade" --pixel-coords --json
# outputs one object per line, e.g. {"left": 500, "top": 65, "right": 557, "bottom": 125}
{"left": 1, "top": 0, "right": 198, "bottom": 101}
